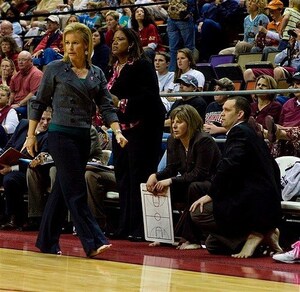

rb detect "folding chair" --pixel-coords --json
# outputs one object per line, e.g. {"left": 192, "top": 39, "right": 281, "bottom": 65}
{"left": 209, "top": 54, "right": 236, "bottom": 68}
{"left": 275, "top": 156, "right": 300, "bottom": 222}
{"left": 237, "top": 52, "right": 263, "bottom": 72}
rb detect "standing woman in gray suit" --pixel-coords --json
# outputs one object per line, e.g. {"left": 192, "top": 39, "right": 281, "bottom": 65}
{"left": 22, "top": 23, "right": 127, "bottom": 258}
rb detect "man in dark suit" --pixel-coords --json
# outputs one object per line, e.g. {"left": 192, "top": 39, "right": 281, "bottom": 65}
{"left": 189, "top": 96, "right": 283, "bottom": 258}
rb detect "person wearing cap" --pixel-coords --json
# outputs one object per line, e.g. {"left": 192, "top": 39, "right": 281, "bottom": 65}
{"left": 204, "top": 77, "right": 235, "bottom": 138}
{"left": 251, "top": 0, "right": 284, "bottom": 59}
{"left": 165, "top": 74, "right": 207, "bottom": 128}
{"left": 28, "top": 15, "right": 63, "bottom": 68}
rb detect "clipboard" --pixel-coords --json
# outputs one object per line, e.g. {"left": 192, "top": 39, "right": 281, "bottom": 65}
{"left": 140, "top": 183, "right": 174, "bottom": 244}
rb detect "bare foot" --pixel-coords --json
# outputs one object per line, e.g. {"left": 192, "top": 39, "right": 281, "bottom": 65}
{"left": 149, "top": 241, "right": 161, "bottom": 247}
{"left": 89, "top": 244, "right": 112, "bottom": 258}
{"left": 263, "top": 228, "right": 283, "bottom": 254}
{"left": 232, "top": 233, "right": 264, "bottom": 258}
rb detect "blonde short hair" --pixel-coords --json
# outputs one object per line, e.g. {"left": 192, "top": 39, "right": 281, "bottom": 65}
{"left": 63, "top": 23, "right": 93, "bottom": 66}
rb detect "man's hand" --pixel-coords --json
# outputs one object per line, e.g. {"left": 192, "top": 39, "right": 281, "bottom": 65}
{"left": 0, "top": 164, "right": 12, "bottom": 175}
{"left": 190, "top": 195, "right": 212, "bottom": 213}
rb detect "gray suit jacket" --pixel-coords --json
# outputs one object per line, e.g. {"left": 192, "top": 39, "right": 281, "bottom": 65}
{"left": 29, "top": 60, "right": 118, "bottom": 128}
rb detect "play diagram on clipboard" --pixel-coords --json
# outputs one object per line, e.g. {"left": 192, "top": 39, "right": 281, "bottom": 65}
{"left": 140, "top": 183, "right": 174, "bottom": 244}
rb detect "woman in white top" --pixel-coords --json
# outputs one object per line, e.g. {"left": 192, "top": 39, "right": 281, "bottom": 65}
{"left": 154, "top": 51, "right": 174, "bottom": 112}
{"left": 0, "top": 84, "right": 18, "bottom": 148}
{"left": 168, "top": 48, "right": 205, "bottom": 92}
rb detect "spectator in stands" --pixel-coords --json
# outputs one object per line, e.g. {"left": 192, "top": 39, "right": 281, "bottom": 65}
{"left": 244, "top": 30, "right": 300, "bottom": 82}
{"left": 250, "top": 75, "right": 282, "bottom": 128}
{"left": 25, "top": 158, "right": 56, "bottom": 231}
{"left": 9, "top": 51, "right": 43, "bottom": 119}
{"left": 196, "top": 0, "right": 240, "bottom": 62}
{"left": 24, "top": 23, "right": 126, "bottom": 257}
{"left": 13, "top": 0, "right": 30, "bottom": 15}
{"left": 0, "top": 36, "right": 20, "bottom": 71}
{"left": 0, "top": 107, "right": 51, "bottom": 230}
{"left": 1, "top": 4, "right": 23, "bottom": 35}
{"left": 78, "top": 1, "right": 101, "bottom": 29}
{"left": 278, "top": 0, "right": 300, "bottom": 50}
{"left": 204, "top": 77, "right": 235, "bottom": 138}
{"left": 251, "top": 0, "right": 284, "bottom": 59}
{"left": 30, "top": 15, "right": 63, "bottom": 68}
{"left": 189, "top": 96, "right": 283, "bottom": 258}
{"left": 119, "top": 0, "right": 133, "bottom": 28}
{"left": 107, "top": 27, "right": 165, "bottom": 241}
{"left": 0, "top": 58, "right": 17, "bottom": 86}
{"left": 167, "top": 0, "right": 198, "bottom": 71}
{"left": 91, "top": 28, "right": 110, "bottom": 76}
{"left": 268, "top": 72, "right": 300, "bottom": 156}
{"left": 85, "top": 127, "right": 117, "bottom": 231}
{"left": 166, "top": 75, "right": 207, "bottom": 126}
{"left": 146, "top": 104, "right": 221, "bottom": 248}
{"left": 154, "top": 51, "right": 175, "bottom": 112}
{"left": 0, "top": 20, "right": 22, "bottom": 49}
{"left": 168, "top": 48, "right": 205, "bottom": 92}
{"left": 135, "top": 0, "right": 168, "bottom": 23}
{"left": 131, "top": 6, "right": 163, "bottom": 61}
{"left": 65, "top": 14, "right": 80, "bottom": 26}
{"left": 219, "top": 0, "right": 269, "bottom": 56}
{"left": 105, "top": 10, "right": 120, "bottom": 48}
{"left": 263, "top": 115, "right": 300, "bottom": 157}
{"left": 0, "top": 84, "right": 19, "bottom": 148}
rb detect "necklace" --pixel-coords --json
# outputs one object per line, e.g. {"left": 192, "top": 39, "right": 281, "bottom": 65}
{"left": 72, "top": 67, "right": 88, "bottom": 77}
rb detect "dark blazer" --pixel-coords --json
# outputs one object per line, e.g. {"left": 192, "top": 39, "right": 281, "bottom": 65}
{"left": 29, "top": 60, "right": 118, "bottom": 129}
{"left": 108, "top": 58, "right": 166, "bottom": 130}
{"left": 209, "top": 122, "right": 282, "bottom": 236}
{"left": 156, "top": 131, "right": 221, "bottom": 184}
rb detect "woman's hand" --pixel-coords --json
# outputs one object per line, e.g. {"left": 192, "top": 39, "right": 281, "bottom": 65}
{"left": 189, "top": 195, "right": 212, "bottom": 213}
{"left": 111, "top": 94, "right": 120, "bottom": 108}
{"left": 154, "top": 178, "right": 172, "bottom": 192}
{"left": 21, "top": 136, "right": 38, "bottom": 157}
{"left": 146, "top": 173, "right": 158, "bottom": 192}
{"left": 115, "top": 132, "right": 128, "bottom": 148}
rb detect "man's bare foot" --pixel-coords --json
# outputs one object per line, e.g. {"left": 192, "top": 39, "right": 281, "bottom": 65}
{"left": 149, "top": 241, "right": 161, "bottom": 247}
{"left": 263, "top": 228, "right": 283, "bottom": 254}
{"left": 88, "top": 244, "right": 112, "bottom": 258}
{"left": 232, "top": 233, "right": 264, "bottom": 258}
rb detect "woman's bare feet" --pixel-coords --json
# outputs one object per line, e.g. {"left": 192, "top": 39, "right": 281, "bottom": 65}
{"left": 176, "top": 241, "right": 201, "bottom": 250}
{"left": 88, "top": 244, "right": 112, "bottom": 258}
{"left": 263, "top": 228, "right": 283, "bottom": 255}
{"left": 232, "top": 232, "right": 264, "bottom": 258}
{"left": 149, "top": 241, "right": 161, "bottom": 247}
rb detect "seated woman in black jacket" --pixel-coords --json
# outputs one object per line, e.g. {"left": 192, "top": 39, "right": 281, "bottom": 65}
{"left": 146, "top": 104, "right": 221, "bottom": 248}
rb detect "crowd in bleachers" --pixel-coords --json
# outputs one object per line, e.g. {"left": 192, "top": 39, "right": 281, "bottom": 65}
{"left": 0, "top": 0, "right": 299, "bottom": 261}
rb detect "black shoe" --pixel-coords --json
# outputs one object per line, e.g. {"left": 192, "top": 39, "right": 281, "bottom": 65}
{"left": 0, "top": 216, "right": 18, "bottom": 231}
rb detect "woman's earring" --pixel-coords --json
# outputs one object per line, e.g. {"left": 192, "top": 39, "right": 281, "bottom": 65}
{"left": 85, "top": 50, "right": 88, "bottom": 55}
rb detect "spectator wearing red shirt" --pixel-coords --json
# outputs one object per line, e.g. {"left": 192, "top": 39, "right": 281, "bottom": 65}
{"left": 9, "top": 51, "right": 43, "bottom": 119}
{"left": 28, "top": 15, "right": 63, "bottom": 68}
{"left": 131, "top": 6, "right": 163, "bottom": 62}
